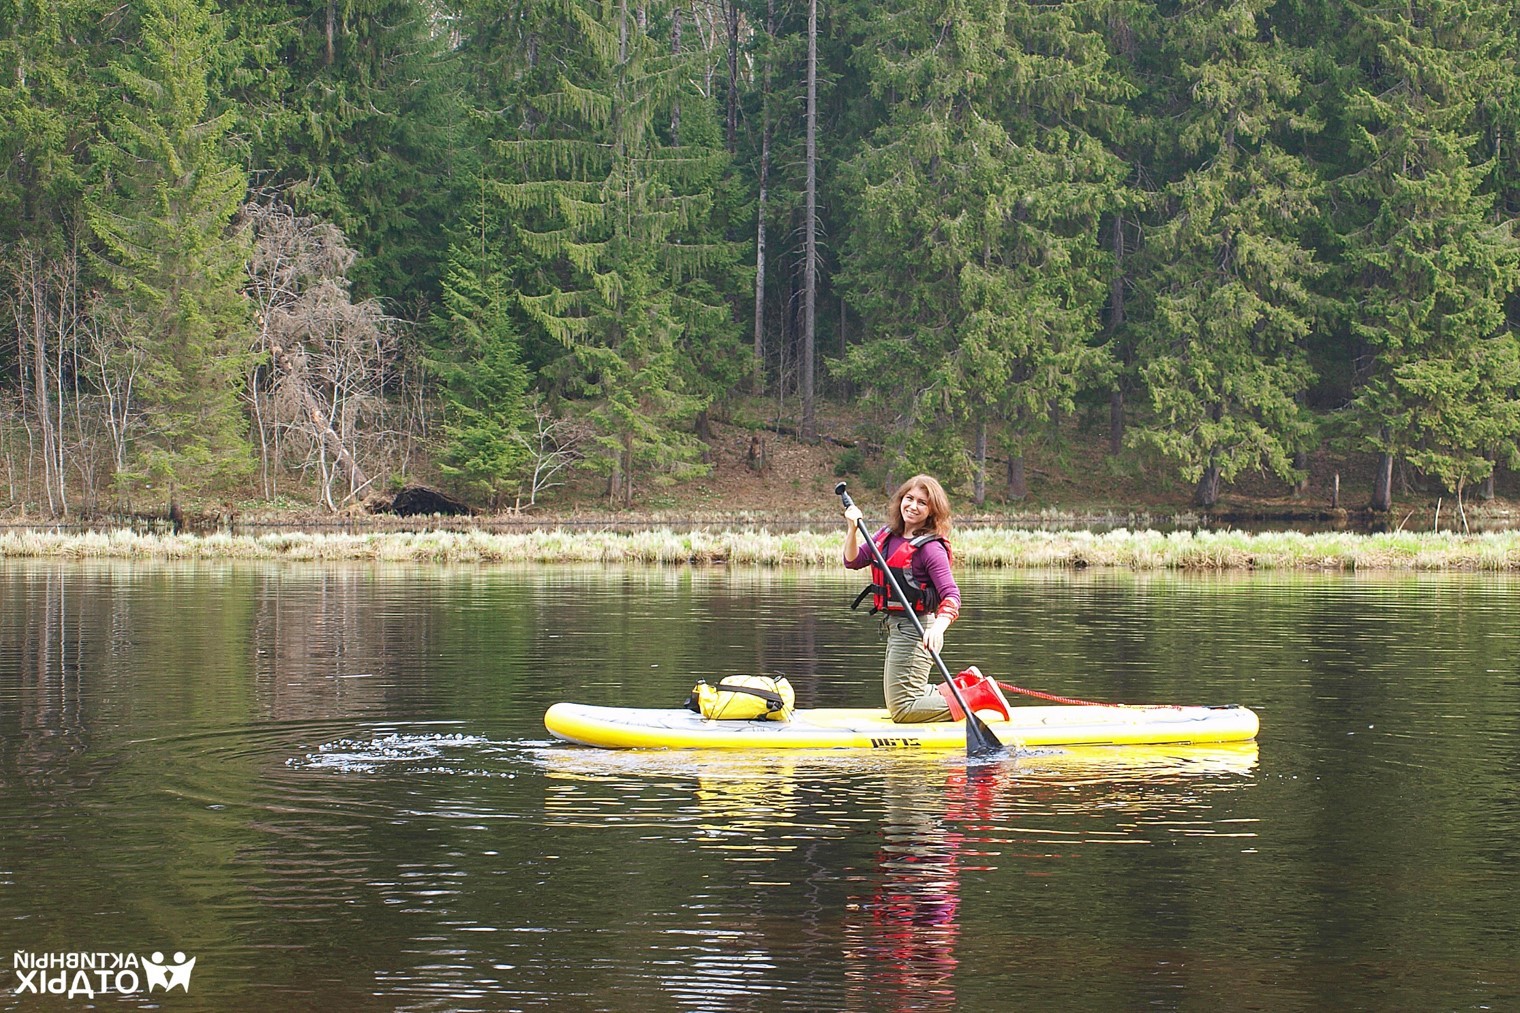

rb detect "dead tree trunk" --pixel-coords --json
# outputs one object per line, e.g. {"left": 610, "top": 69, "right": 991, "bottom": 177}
{"left": 751, "top": 0, "right": 775, "bottom": 396}
{"left": 11, "top": 244, "right": 70, "bottom": 516}
{"left": 1194, "top": 459, "right": 1222, "bottom": 509}
{"left": 272, "top": 344, "right": 369, "bottom": 506}
{"left": 1006, "top": 455, "right": 1028, "bottom": 501}
{"left": 1106, "top": 214, "right": 1126, "bottom": 456}
{"left": 1371, "top": 449, "right": 1394, "bottom": 512}
{"left": 800, "top": 0, "right": 818, "bottom": 442}
{"left": 725, "top": 0, "right": 739, "bottom": 152}
{"left": 670, "top": 7, "right": 681, "bottom": 142}
{"left": 973, "top": 419, "right": 987, "bottom": 506}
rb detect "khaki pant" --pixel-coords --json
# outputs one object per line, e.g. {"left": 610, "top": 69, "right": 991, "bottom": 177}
{"left": 883, "top": 618, "right": 953, "bottom": 723}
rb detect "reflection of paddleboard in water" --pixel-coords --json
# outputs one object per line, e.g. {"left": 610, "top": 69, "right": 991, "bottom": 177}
{"left": 535, "top": 741, "right": 1260, "bottom": 782}
{"left": 536, "top": 742, "right": 1257, "bottom": 1009}
{"left": 544, "top": 702, "right": 1259, "bottom": 750}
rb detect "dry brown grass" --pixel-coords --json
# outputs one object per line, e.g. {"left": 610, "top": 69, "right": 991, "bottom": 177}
{"left": 6, "top": 526, "right": 1520, "bottom": 570}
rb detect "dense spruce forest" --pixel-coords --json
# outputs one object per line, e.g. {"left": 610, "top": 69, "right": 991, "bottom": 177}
{"left": 1, "top": 0, "right": 1518, "bottom": 517}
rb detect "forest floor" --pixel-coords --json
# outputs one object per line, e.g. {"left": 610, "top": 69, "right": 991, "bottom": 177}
{"left": 362, "top": 397, "right": 1520, "bottom": 533}
{"left": 12, "top": 398, "right": 1518, "bottom": 533}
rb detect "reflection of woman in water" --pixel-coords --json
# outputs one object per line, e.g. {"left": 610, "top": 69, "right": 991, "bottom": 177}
{"left": 842, "top": 765, "right": 1000, "bottom": 1011}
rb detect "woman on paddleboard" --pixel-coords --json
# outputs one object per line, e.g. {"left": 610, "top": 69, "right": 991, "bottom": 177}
{"left": 843, "top": 474, "right": 963, "bottom": 723}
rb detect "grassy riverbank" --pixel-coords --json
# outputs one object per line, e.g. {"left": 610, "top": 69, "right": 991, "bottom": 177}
{"left": 7, "top": 526, "right": 1520, "bottom": 570}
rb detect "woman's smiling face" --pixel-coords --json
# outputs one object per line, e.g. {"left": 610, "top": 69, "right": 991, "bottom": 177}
{"left": 899, "top": 485, "right": 931, "bottom": 531}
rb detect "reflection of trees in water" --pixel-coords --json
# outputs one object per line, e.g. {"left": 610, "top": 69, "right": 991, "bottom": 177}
{"left": 0, "top": 567, "right": 95, "bottom": 792}
{"left": 0, "top": 559, "right": 520, "bottom": 969}
{"left": 250, "top": 568, "right": 405, "bottom": 721}
{"left": 0, "top": 563, "right": 418, "bottom": 791}
{"left": 701, "top": 577, "right": 826, "bottom": 706}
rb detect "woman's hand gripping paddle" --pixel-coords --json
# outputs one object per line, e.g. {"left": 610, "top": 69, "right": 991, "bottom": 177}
{"left": 836, "top": 482, "right": 1007, "bottom": 760}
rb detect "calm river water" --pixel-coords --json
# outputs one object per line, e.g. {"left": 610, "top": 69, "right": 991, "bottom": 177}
{"left": 2, "top": 562, "right": 1518, "bottom": 1011}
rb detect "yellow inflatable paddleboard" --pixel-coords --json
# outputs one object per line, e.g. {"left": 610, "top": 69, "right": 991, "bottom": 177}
{"left": 544, "top": 701, "right": 1259, "bottom": 750}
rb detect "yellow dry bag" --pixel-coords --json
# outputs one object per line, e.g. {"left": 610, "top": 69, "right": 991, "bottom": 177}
{"left": 686, "top": 676, "right": 795, "bottom": 721}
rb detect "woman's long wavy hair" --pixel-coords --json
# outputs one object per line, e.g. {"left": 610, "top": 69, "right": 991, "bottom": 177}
{"left": 887, "top": 474, "right": 953, "bottom": 540}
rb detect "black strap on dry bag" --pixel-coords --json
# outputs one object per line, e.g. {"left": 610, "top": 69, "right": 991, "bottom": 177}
{"left": 684, "top": 679, "right": 787, "bottom": 714}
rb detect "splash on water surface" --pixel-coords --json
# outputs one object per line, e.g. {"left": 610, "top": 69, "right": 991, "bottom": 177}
{"left": 289, "top": 731, "right": 499, "bottom": 774}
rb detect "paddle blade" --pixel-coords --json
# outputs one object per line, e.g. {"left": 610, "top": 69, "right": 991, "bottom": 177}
{"left": 964, "top": 711, "right": 1008, "bottom": 759}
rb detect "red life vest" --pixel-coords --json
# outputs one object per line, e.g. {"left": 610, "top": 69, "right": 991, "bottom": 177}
{"left": 851, "top": 530, "right": 951, "bottom": 615}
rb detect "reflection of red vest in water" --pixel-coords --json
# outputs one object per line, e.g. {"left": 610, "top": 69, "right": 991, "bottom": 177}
{"left": 852, "top": 831, "right": 960, "bottom": 1006}
{"left": 841, "top": 768, "right": 1000, "bottom": 1008}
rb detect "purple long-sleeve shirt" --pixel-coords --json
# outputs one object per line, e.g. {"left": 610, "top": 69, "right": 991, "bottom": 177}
{"left": 845, "top": 527, "right": 961, "bottom": 615}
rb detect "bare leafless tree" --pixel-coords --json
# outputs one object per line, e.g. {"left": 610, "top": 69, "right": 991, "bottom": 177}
{"left": 4, "top": 236, "right": 171, "bottom": 514}
{"left": 512, "top": 401, "right": 590, "bottom": 510}
{"left": 0, "top": 392, "right": 23, "bottom": 509}
{"left": 245, "top": 200, "right": 348, "bottom": 498}
{"left": 244, "top": 200, "right": 401, "bottom": 511}
{"left": 78, "top": 294, "right": 147, "bottom": 490}
{"left": 6, "top": 242, "right": 76, "bottom": 515}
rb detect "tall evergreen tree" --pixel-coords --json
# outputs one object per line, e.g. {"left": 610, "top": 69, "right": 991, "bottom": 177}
{"left": 498, "top": 0, "right": 745, "bottom": 506}
{"left": 0, "top": 0, "right": 107, "bottom": 245}
{"left": 85, "top": 0, "right": 253, "bottom": 496}
{"left": 228, "top": 1, "right": 465, "bottom": 303}
{"left": 430, "top": 185, "right": 531, "bottom": 509}
{"left": 1089, "top": 0, "right": 1155, "bottom": 460}
{"left": 1332, "top": 0, "right": 1520, "bottom": 510}
{"left": 839, "top": 0, "right": 1127, "bottom": 497}
{"left": 1128, "top": 0, "right": 1323, "bottom": 509}
{"left": 451, "top": 0, "right": 576, "bottom": 380}
{"left": 1488, "top": 0, "right": 1520, "bottom": 414}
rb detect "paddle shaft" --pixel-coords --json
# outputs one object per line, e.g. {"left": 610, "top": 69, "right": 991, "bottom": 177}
{"left": 836, "top": 482, "right": 997, "bottom": 750}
